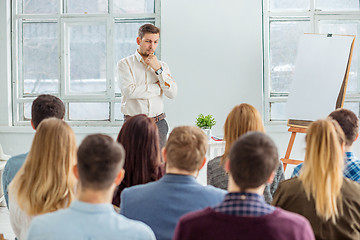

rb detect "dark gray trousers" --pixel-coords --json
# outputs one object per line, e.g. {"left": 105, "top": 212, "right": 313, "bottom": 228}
{"left": 156, "top": 119, "right": 169, "bottom": 149}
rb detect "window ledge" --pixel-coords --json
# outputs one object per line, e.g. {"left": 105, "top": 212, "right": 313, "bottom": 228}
{"left": 0, "top": 126, "right": 122, "bottom": 134}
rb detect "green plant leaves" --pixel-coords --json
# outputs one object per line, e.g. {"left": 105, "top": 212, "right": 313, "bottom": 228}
{"left": 195, "top": 114, "right": 216, "bottom": 129}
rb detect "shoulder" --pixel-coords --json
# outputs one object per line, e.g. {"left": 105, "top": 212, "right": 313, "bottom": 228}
{"left": 341, "top": 178, "right": 360, "bottom": 200}
{"left": 4, "top": 153, "right": 27, "bottom": 171}
{"left": 207, "top": 156, "right": 221, "bottom": 169}
{"left": 272, "top": 208, "right": 314, "bottom": 234}
{"left": 117, "top": 55, "right": 136, "bottom": 67}
{"left": 121, "top": 181, "right": 160, "bottom": 200}
{"left": 115, "top": 214, "right": 156, "bottom": 238}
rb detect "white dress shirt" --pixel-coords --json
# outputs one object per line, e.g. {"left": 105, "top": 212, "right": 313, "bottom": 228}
{"left": 118, "top": 51, "right": 177, "bottom": 118}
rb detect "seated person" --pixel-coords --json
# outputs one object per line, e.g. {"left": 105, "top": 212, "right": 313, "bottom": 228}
{"left": 27, "top": 134, "right": 156, "bottom": 240}
{"left": 9, "top": 118, "right": 76, "bottom": 240}
{"left": 174, "top": 132, "right": 314, "bottom": 240}
{"left": 274, "top": 119, "right": 360, "bottom": 240}
{"left": 292, "top": 108, "right": 360, "bottom": 182}
{"left": 120, "top": 126, "right": 226, "bottom": 240}
{"left": 112, "top": 114, "right": 163, "bottom": 207}
{"left": 207, "top": 103, "right": 284, "bottom": 203}
{"left": 2, "top": 94, "right": 65, "bottom": 208}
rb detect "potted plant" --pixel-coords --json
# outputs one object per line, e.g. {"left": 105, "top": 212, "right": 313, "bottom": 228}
{"left": 195, "top": 114, "right": 216, "bottom": 139}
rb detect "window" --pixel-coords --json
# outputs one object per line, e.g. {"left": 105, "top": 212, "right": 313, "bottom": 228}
{"left": 263, "top": 0, "right": 360, "bottom": 123}
{"left": 12, "top": 0, "right": 160, "bottom": 126}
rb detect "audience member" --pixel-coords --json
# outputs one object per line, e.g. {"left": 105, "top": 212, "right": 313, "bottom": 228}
{"left": 174, "top": 132, "right": 314, "bottom": 240}
{"left": 2, "top": 94, "right": 65, "bottom": 208}
{"left": 27, "top": 134, "right": 156, "bottom": 240}
{"left": 120, "top": 126, "right": 226, "bottom": 240}
{"left": 207, "top": 103, "right": 284, "bottom": 203}
{"left": 273, "top": 119, "right": 360, "bottom": 240}
{"left": 8, "top": 118, "right": 76, "bottom": 240}
{"left": 112, "top": 114, "right": 163, "bottom": 207}
{"left": 292, "top": 108, "right": 360, "bottom": 183}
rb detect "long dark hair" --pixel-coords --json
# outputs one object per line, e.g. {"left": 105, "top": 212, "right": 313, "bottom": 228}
{"left": 112, "top": 114, "right": 162, "bottom": 207}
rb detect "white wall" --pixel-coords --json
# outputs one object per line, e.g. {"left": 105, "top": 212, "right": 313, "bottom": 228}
{"left": 2, "top": 0, "right": 360, "bottom": 179}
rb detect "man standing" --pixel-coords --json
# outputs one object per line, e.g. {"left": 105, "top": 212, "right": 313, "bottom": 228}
{"left": 27, "top": 134, "right": 156, "bottom": 240}
{"left": 2, "top": 94, "right": 65, "bottom": 208}
{"left": 120, "top": 126, "right": 226, "bottom": 240}
{"left": 118, "top": 24, "right": 177, "bottom": 148}
{"left": 174, "top": 132, "right": 314, "bottom": 240}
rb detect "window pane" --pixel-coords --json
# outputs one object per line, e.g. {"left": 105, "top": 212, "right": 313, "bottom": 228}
{"left": 270, "top": 102, "right": 287, "bottom": 121}
{"left": 66, "top": 0, "right": 108, "bottom": 14}
{"left": 23, "top": 103, "right": 32, "bottom": 120}
{"left": 343, "top": 102, "right": 360, "bottom": 117}
{"left": 114, "top": 0, "right": 154, "bottom": 14}
{"left": 22, "top": 0, "right": 58, "bottom": 14}
{"left": 269, "top": 0, "right": 309, "bottom": 11}
{"left": 270, "top": 20, "right": 310, "bottom": 93}
{"left": 23, "top": 22, "right": 58, "bottom": 94}
{"left": 319, "top": 21, "right": 359, "bottom": 93}
{"left": 69, "top": 24, "right": 106, "bottom": 93}
{"left": 114, "top": 21, "right": 154, "bottom": 94}
{"left": 316, "top": 0, "right": 359, "bottom": 11}
{"left": 69, "top": 103, "right": 109, "bottom": 120}
{"left": 114, "top": 102, "right": 124, "bottom": 120}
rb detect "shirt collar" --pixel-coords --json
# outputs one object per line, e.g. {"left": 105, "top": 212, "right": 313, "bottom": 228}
{"left": 70, "top": 200, "right": 115, "bottom": 213}
{"left": 135, "top": 50, "right": 143, "bottom": 63}
{"left": 346, "top": 151, "right": 355, "bottom": 159}
{"left": 160, "top": 174, "right": 198, "bottom": 184}
{"left": 224, "top": 192, "right": 265, "bottom": 202}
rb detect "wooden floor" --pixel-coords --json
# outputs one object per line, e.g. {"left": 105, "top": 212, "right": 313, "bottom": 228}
{"left": 0, "top": 206, "right": 15, "bottom": 240}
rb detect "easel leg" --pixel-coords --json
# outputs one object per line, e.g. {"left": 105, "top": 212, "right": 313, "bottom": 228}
{"left": 283, "top": 132, "right": 297, "bottom": 171}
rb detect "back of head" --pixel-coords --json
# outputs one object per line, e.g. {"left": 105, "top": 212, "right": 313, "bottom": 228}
{"left": 165, "top": 126, "right": 208, "bottom": 172}
{"left": 117, "top": 114, "right": 160, "bottom": 187}
{"left": 229, "top": 132, "right": 278, "bottom": 190}
{"left": 222, "top": 103, "right": 264, "bottom": 164}
{"left": 300, "top": 119, "right": 345, "bottom": 222}
{"left": 10, "top": 118, "right": 76, "bottom": 215}
{"left": 77, "top": 134, "right": 125, "bottom": 190}
{"left": 138, "top": 24, "right": 160, "bottom": 39}
{"left": 31, "top": 94, "right": 65, "bottom": 129}
{"left": 329, "top": 108, "right": 359, "bottom": 146}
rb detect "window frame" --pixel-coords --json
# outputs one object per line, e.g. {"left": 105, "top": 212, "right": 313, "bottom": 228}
{"left": 11, "top": 0, "right": 161, "bottom": 127}
{"left": 263, "top": 0, "right": 360, "bottom": 125}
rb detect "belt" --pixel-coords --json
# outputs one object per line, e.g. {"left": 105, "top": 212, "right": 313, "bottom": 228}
{"left": 124, "top": 113, "right": 166, "bottom": 123}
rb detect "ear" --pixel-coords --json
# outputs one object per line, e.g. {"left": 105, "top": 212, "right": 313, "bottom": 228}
{"left": 355, "top": 133, "right": 359, "bottom": 142}
{"left": 199, "top": 157, "right": 206, "bottom": 171}
{"left": 341, "top": 142, "right": 345, "bottom": 154}
{"left": 224, "top": 159, "right": 230, "bottom": 173}
{"left": 266, "top": 171, "right": 276, "bottom": 184}
{"left": 30, "top": 119, "right": 35, "bottom": 130}
{"left": 136, "top": 37, "right": 141, "bottom": 45}
{"left": 72, "top": 164, "right": 80, "bottom": 180}
{"left": 114, "top": 169, "right": 125, "bottom": 185}
{"left": 162, "top": 148, "right": 167, "bottom": 163}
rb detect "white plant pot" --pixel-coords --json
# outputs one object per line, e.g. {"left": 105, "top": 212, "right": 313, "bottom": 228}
{"left": 201, "top": 128, "right": 211, "bottom": 140}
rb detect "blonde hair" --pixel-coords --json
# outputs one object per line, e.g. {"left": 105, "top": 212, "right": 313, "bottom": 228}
{"left": 165, "top": 126, "right": 207, "bottom": 172}
{"left": 299, "top": 119, "right": 345, "bottom": 223}
{"left": 222, "top": 103, "right": 264, "bottom": 165}
{"left": 9, "top": 118, "right": 77, "bottom": 216}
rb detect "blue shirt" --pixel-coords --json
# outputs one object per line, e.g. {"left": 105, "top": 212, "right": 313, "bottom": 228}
{"left": 213, "top": 192, "right": 275, "bottom": 217}
{"left": 2, "top": 153, "right": 28, "bottom": 208}
{"left": 291, "top": 152, "right": 360, "bottom": 183}
{"left": 26, "top": 200, "right": 156, "bottom": 240}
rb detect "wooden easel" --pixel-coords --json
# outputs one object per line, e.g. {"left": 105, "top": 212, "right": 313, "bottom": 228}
{"left": 280, "top": 127, "right": 307, "bottom": 171}
{"left": 281, "top": 33, "right": 355, "bottom": 171}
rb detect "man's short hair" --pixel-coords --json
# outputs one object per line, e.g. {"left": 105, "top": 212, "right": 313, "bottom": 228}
{"left": 165, "top": 126, "right": 207, "bottom": 172}
{"left": 138, "top": 24, "right": 160, "bottom": 39}
{"left": 77, "top": 134, "right": 125, "bottom": 190}
{"left": 31, "top": 94, "right": 65, "bottom": 129}
{"left": 229, "top": 132, "right": 279, "bottom": 190}
{"left": 329, "top": 108, "right": 359, "bottom": 146}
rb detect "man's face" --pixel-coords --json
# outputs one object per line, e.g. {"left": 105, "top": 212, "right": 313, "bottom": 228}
{"left": 137, "top": 33, "right": 159, "bottom": 57}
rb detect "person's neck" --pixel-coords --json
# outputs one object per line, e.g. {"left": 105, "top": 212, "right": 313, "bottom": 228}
{"left": 227, "top": 176, "right": 265, "bottom": 195}
{"left": 345, "top": 145, "right": 352, "bottom": 153}
{"left": 166, "top": 167, "right": 198, "bottom": 178}
{"left": 77, "top": 186, "right": 114, "bottom": 204}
